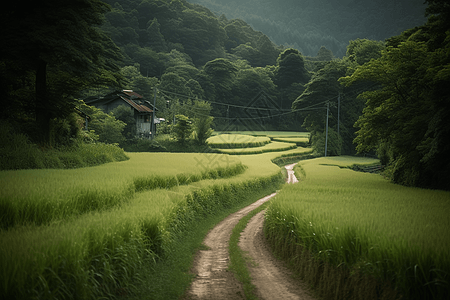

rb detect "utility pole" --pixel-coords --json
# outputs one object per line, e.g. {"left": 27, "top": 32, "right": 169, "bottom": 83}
{"left": 152, "top": 87, "right": 156, "bottom": 140}
{"left": 227, "top": 105, "right": 230, "bottom": 129}
{"left": 337, "top": 92, "right": 340, "bottom": 137}
{"left": 325, "top": 101, "right": 329, "bottom": 157}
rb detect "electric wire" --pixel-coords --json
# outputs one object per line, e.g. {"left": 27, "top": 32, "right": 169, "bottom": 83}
{"left": 156, "top": 81, "right": 380, "bottom": 121}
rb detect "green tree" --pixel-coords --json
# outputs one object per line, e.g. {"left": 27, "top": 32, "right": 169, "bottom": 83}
{"left": 173, "top": 114, "right": 192, "bottom": 145}
{"left": 159, "top": 72, "right": 192, "bottom": 96}
{"left": 120, "top": 65, "right": 158, "bottom": 99}
{"left": 111, "top": 104, "right": 136, "bottom": 139}
{"left": 123, "top": 45, "right": 165, "bottom": 78}
{"left": 346, "top": 39, "right": 385, "bottom": 65}
{"left": 311, "top": 128, "right": 342, "bottom": 156}
{"left": 146, "top": 18, "right": 168, "bottom": 52}
{"left": 77, "top": 101, "right": 126, "bottom": 144}
{"left": 200, "top": 58, "right": 238, "bottom": 103}
{"left": 1, "top": 0, "right": 123, "bottom": 144}
{"left": 191, "top": 101, "right": 214, "bottom": 145}
{"left": 293, "top": 60, "right": 353, "bottom": 153}
{"left": 273, "top": 48, "right": 310, "bottom": 89}
{"left": 316, "top": 46, "right": 335, "bottom": 61}
{"left": 162, "top": 49, "right": 200, "bottom": 81}
{"left": 340, "top": 37, "right": 450, "bottom": 189}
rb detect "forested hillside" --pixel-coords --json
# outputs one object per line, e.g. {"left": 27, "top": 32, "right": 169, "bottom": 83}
{"left": 188, "top": 0, "right": 427, "bottom": 57}
{"left": 96, "top": 0, "right": 318, "bottom": 132}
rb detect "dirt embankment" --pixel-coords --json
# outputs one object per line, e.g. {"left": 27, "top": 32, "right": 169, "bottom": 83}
{"left": 184, "top": 163, "right": 315, "bottom": 300}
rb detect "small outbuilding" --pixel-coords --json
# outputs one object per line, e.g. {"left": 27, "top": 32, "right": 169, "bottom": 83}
{"left": 85, "top": 90, "right": 160, "bottom": 138}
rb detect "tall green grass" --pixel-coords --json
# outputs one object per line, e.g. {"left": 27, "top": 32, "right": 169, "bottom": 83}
{"left": 0, "top": 149, "right": 286, "bottom": 299}
{"left": 265, "top": 157, "right": 450, "bottom": 300}
{"left": 0, "top": 172, "right": 283, "bottom": 300}
{"left": 0, "top": 153, "right": 245, "bottom": 229}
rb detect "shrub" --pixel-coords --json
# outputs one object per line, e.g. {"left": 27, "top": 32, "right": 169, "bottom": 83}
{"left": 0, "top": 120, "right": 128, "bottom": 170}
{"left": 173, "top": 115, "right": 192, "bottom": 145}
{"left": 121, "top": 138, "right": 167, "bottom": 152}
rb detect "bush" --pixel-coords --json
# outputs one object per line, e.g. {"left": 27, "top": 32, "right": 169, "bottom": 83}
{"left": 173, "top": 115, "right": 192, "bottom": 145}
{"left": 121, "top": 138, "right": 167, "bottom": 152}
{"left": 311, "top": 128, "right": 342, "bottom": 156}
{"left": 0, "top": 120, "right": 128, "bottom": 170}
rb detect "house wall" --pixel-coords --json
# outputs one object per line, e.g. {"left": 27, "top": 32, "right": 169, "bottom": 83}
{"left": 136, "top": 114, "right": 152, "bottom": 137}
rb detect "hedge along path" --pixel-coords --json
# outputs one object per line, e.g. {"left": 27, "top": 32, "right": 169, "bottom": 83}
{"left": 184, "top": 164, "right": 316, "bottom": 300}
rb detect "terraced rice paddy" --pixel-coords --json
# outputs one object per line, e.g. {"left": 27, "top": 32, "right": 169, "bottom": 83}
{"left": 0, "top": 150, "right": 285, "bottom": 299}
{"left": 208, "top": 132, "right": 307, "bottom": 155}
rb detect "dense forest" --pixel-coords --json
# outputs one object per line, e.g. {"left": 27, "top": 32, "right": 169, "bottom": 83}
{"left": 188, "top": 0, "right": 427, "bottom": 57}
{"left": 1, "top": 0, "right": 449, "bottom": 189}
{"left": 89, "top": 0, "right": 320, "bottom": 132}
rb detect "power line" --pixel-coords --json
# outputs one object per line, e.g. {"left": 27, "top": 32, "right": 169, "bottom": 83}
{"left": 159, "top": 88, "right": 327, "bottom": 121}
{"left": 157, "top": 82, "right": 380, "bottom": 122}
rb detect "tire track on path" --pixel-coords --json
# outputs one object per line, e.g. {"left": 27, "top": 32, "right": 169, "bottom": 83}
{"left": 184, "top": 163, "right": 315, "bottom": 299}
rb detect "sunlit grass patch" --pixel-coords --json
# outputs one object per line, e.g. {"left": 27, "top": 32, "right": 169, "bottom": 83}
{"left": 212, "top": 131, "right": 309, "bottom": 138}
{"left": 207, "top": 134, "right": 270, "bottom": 149}
{"left": 215, "top": 141, "right": 297, "bottom": 155}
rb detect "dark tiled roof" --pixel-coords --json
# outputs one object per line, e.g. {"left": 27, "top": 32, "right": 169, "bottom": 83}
{"left": 84, "top": 90, "right": 157, "bottom": 113}
{"left": 119, "top": 96, "right": 153, "bottom": 113}
{"left": 122, "top": 90, "right": 143, "bottom": 99}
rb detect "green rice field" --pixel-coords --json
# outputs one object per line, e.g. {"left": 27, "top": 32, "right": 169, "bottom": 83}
{"left": 0, "top": 153, "right": 245, "bottom": 229}
{"left": 271, "top": 137, "right": 310, "bottom": 147}
{"left": 213, "top": 131, "right": 309, "bottom": 138}
{"left": 265, "top": 156, "right": 450, "bottom": 299}
{"left": 215, "top": 141, "right": 298, "bottom": 155}
{"left": 2, "top": 132, "right": 449, "bottom": 299}
{"left": 0, "top": 151, "right": 285, "bottom": 299}
{"left": 208, "top": 133, "right": 308, "bottom": 155}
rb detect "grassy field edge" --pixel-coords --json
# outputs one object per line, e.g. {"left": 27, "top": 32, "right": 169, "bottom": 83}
{"left": 129, "top": 180, "right": 283, "bottom": 299}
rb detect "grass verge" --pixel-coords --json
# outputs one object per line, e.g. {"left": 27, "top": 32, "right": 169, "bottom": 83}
{"left": 122, "top": 184, "right": 280, "bottom": 300}
{"left": 228, "top": 201, "right": 271, "bottom": 300}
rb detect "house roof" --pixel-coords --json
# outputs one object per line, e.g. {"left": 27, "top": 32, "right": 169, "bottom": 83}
{"left": 122, "top": 90, "right": 143, "bottom": 99}
{"left": 119, "top": 96, "right": 153, "bottom": 113}
{"left": 85, "top": 90, "right": 158, "bottom": 113}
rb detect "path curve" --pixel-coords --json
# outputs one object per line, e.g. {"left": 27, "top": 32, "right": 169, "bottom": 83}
{"left": 184, "top": 163, "right": 315, "bottom": 300}
{"left": 184, "top": 193, "right": 277, "bottom": 300}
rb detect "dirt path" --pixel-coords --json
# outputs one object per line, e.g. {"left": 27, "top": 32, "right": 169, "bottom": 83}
{"left": 184, "top": 163, "right": 315, "bottom": 300}
{"left": 239, "top": 210, "right": 315, "bottom": 300}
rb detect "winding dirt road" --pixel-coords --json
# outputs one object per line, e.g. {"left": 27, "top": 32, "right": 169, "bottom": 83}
{"left": 184, "top": 164, "right": 316, "bottom": 300}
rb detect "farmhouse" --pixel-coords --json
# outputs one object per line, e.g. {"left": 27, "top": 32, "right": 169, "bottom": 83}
{"left": 85, "top": 90, "right": 161, "bottom": 138}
